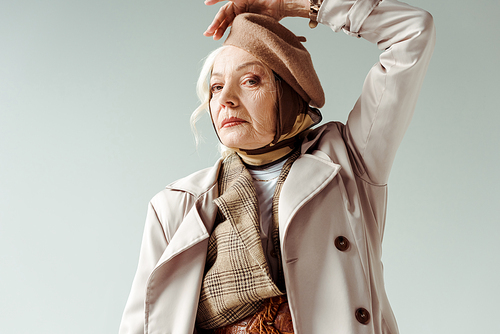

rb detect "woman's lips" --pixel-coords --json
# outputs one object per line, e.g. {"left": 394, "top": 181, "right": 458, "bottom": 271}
{"left": 221, "top": 117, "right": 246, "bottom": 128}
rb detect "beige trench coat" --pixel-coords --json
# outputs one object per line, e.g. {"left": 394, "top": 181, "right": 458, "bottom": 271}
{"left": 119, "top": 0, "right": 436, "bottom": 333}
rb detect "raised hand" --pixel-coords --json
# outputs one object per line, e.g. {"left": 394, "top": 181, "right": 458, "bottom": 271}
{"left": 203, "top": 0, "right": 308, "bottom": 40}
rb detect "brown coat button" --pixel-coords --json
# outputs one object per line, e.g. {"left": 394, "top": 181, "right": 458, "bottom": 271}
{"left": 355, "top": 308, "right": 370, "bottom": 325}
{"left": 334, "top": 236, "right": 350, "bottom": 251}
{"left": 270, "top": 249, "right": 277, "bottom": 258}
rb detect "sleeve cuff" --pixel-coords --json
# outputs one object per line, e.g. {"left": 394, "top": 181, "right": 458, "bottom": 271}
{"left": 318, "top": 0, "right": 382, "bottom": 37}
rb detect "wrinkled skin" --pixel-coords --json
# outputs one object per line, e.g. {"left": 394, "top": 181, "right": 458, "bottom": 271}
{"left": 210, "top": 46, "right": 277, "bottom": 150}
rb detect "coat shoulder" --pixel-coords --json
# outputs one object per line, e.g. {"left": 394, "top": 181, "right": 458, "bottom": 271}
{"left": 165, "top": 159, "right": 222, "bottom": 197}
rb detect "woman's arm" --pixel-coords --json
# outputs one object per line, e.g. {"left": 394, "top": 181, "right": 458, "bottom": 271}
{"left": 319, "top": 0, "right": 436, "bottom": 184}
{"left": 205, "top": 0, "right": 435, "bottom": 185}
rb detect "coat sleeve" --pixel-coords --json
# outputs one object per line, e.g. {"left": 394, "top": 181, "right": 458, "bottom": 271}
{"left": 119, "top": 201, "right": 169, "bottom": 334}
{"left": 318, "top": 0, "right": 436, "bottom": 184}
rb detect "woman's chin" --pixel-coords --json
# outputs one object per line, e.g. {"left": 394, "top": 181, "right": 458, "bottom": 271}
{"left": 219, "top": 129, "right": 274, "bottom": 151}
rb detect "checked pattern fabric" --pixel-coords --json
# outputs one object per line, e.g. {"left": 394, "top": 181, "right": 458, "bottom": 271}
{"left": 196, "top": 152, "right": 299, "bottom": 330}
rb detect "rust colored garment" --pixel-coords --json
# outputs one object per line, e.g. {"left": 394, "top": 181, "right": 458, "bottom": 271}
{"left": 199, "top": 296, "right": 294, "bottom": 334}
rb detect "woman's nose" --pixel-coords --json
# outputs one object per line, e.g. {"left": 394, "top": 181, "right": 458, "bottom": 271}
{"left": 219, "top": 85, "right": 239, "bottom": 107}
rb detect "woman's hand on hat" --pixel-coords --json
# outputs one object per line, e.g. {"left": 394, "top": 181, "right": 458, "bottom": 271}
{"left": 204, "top": 0, "right": 309, "bottom": 40}
{"left": 204, "top": 0, "right": 283, "bottom": 40}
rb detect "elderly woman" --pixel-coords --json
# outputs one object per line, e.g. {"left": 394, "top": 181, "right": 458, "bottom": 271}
{"left": 119, "top": 0, "right": 435, "bottom": 333}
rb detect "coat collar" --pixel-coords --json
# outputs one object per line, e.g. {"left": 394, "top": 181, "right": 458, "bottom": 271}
{"left": 165, "top": 158, "right": 222, "bottom": 197}
{"left": 164, "top": 125, "right": 342, "bottom": 240}
{"left": 165, "top": 124, "right": 334, "bottom": 196}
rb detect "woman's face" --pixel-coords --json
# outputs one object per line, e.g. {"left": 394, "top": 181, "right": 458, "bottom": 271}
{"left": 210, "top": 46, "right": 277, "bottom": 150}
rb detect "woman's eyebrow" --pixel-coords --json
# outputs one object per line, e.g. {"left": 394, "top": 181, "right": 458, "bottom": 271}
{"left": 235, "top": 61, "right": 264, "bottom": 72}
{"left": 211, "top": 61, "right": 264, "bottom": 79}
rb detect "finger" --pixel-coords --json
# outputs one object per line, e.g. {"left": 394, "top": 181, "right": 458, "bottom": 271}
{"left": 204, "top": 2, "right": 230, "bottom": 35}
{"left": 213, "top": 18, "right": 233, "bottom": 40}
{"left": 204, "top": 2, "right": 235, "bottom": 36}
{"left": 204, "top": 0, "right": 224, "bottom": 5}
{"left": 212, "top": 4, "right": 236, "bottom": 39}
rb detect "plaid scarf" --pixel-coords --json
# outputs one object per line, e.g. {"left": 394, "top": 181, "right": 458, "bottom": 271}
{"left": 196, "top": 151, "right": 299, "bottom": 329}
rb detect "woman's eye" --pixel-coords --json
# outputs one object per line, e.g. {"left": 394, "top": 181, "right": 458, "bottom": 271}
{"left": 211, "top": 84, "right": 223, "bottom": 93}
{"left": 244, "top": 77, "right": 260, "bottom": 86}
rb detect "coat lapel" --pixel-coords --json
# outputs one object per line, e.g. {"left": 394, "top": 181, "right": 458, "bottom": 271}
{"left": 145, "top": 167, "right": 220, "bottom": 334}
{"left": 155, "top": 162, "right": 221, "bottom": 266}
{"left": 278, "top": 151, "right": 341, "bottom": 240}
{"left": 155, "top": 202, "right": 212, "bottom": 266}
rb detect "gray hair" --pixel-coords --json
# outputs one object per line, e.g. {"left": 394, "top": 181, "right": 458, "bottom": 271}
{"left": 190, "top": 45, "right": 277, "bottom": 157}
{"left": 190, "top": 46, "right": 227, "bottom": 148}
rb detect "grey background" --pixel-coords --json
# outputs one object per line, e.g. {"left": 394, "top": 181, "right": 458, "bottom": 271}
{"left": 1, "top": 0, "right": 499, "bottom": 333}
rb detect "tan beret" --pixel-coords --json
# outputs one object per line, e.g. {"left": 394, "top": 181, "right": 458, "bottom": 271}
{"left": 223, "top": 13, "right": 325, "bottom": 108}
